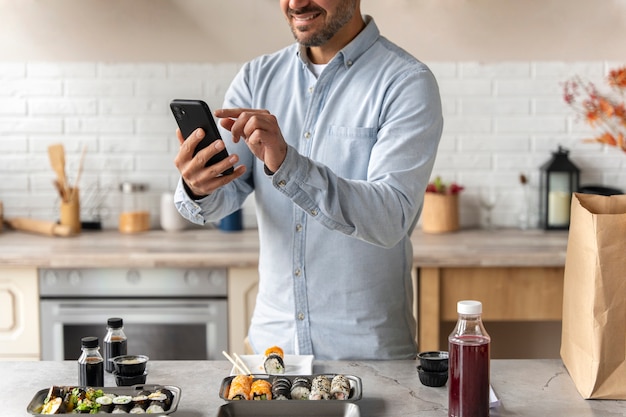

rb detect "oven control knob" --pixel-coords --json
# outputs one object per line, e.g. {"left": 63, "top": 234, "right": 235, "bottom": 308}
{"left": 68, "top": 270, "right": 82, "bottom": 286}
{"left": 43, "top": 270, "right": 58, "bottom": 287}
{"left": 127, "top": 269, "right": 141, "bottom": 285}
{"left": 184, "top": 270, "right": 200, "bottom": 286}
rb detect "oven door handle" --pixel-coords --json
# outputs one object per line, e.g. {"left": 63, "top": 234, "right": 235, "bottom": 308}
{"left": 41, "top": 299, "right": 226, "bottom": 319}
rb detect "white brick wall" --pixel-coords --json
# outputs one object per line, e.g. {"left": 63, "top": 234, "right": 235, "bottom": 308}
{"left": 0, "top": 61, "right": 624, "bottom": 230}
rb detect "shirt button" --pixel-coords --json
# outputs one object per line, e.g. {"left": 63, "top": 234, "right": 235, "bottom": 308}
{"left": 278, "top": 180, "right": 286, "bottom": 187}
{"left": 310, "top": 209, "right": 318, "bottom": 216}
{"left": 297, "top": 313, "right": 305, "bottom": 321}
{"left": 294, "top": 268, "right": 301, "bottom": 277}
{"left": 346, "top": 60, "right": 353, "bottom": 67}
{"left": 304, "top": 132, "right": 311, "bottom": 139}
{"left": 296, "top": 224, "right": 302, "bottom": 232}
{"left": 308, "top": 86, "right": 314, "bottom": 93}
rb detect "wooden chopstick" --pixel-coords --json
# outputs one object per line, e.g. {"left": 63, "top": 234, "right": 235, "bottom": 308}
{"left": 222, "top": 351, "right": 248, "bottom": 375}
{"left": 233, "top": 352, "right": 253, "bottom": 375}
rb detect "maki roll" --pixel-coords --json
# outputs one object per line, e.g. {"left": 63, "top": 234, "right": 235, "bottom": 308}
{"left": 251, "top": 379, "right": 272, "bottom": 400}
{"left": 330, "top": 374, "right": 351, "bottom": 400}
{"left": 309, "top": 375, "right": 331, "bottom": 400}
{"left": 290, "top": 376, "right": 311, "bottom": 400}
{"left": 112, "top": 404, "right": 130, "bottom": 414}
{"left": 131, "top": 394, "right": 150, "bottom": 410}
{"left": 129, "top": 404, "right": 146, "bottom": 414}
{"left": 227, "top": 375, "right": 253, "bottom": 400}
{"left": 152, "top": 387, "right": 174, "bottom": 410}
{"left": 112, "top": 395, "right": 133, "bottom": 412}
{"left": 96, "top": 395, "right": 114, "bottom": 413}
{"left": 263, "top": 346, "right": 285, "bottom": 374}
{"left": 145, "top": 401, "right": 166, "bottom": 414}
{"left": 271, "top": 376, "right": 292, "bottom": 400}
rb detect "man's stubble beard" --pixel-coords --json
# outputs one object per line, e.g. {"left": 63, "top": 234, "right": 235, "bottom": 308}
{"left": 288, "top": 0, "right": 357, "bottom": 47}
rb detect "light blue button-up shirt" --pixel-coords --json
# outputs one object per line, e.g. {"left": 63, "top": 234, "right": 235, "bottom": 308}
{"left": 175, "top": 16, "right": 443, "bottom": 360}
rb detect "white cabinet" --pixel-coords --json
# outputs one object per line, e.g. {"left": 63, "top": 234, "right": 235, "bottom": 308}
{"left": 227, "top": 267, "right": 258, "bottom": 354}
{"left": 0, "top": 267, "right": 40, "bottom": 360}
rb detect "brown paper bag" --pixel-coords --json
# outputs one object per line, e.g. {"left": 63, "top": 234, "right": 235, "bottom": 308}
{"left": 560, "top": 192, "right": 626, "bottom": 399}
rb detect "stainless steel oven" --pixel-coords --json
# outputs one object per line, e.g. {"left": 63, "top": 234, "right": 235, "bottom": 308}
{"left": 39, "top": 268, "right": 228, "bottom": 361}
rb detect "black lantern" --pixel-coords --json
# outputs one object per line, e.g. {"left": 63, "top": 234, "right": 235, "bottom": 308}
{"left": 539, "top": 146, "right": 580, "bottom": 230}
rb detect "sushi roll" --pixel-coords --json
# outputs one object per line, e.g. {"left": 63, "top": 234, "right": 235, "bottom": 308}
{"left": 271, "top": 376, "right": 292, "bottom": 400}
{"left": 309, "top": 375, "right": 331, "bottom": 400}
{"left": 112, "top": 404, "right": 130, "bottom": 413}
{"left": 112, "top": 395, "right": 133, "bottom": 412}
{"left": 251, "top": 379, "right": 273, "bottom": 400}
{"left": 129, "top": 404, "right": 146, "bottom": 414}
{"left": 330, "top": 374, "right": 351, "bottom": 400}
{"left": 96, "top": 395, "right": 114, "bottom": 413}
{"left": 263, "top": 346, "right": 285, "bottom": 374}
{"left": 131, "top": 394, "right": 150, "bottom": 410}
{"left": 227, "top": 375, "right": 253, "bottom": 400}
{"left": 290, "top": 376, "right": 311, "bottom": 400}
{"left": 153, "top": 388, "right": 174, "bottom": 410}
{"left": 145, "top": 401, "right": 166, "bottom": 414}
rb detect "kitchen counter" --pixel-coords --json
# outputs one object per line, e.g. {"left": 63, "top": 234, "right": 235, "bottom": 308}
{"left": 0, "top": 227, "right": 570, "bottom": 358}
{"left": 0, "top": 227, "right": 568, "bottom": 268}
{"left": 2, "top": 359, "right": 622, "bottom": 416}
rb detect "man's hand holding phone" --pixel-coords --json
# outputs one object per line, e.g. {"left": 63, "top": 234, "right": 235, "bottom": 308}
{"left": 174, "top": 127, "right": 245, "bottom": 198}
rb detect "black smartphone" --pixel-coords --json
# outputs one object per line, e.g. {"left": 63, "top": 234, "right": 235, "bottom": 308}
{"left": 170, "top": 99, "right": 234, "bottom": 176}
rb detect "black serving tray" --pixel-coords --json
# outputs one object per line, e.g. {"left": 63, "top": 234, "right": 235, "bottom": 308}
{"left": 216, "top": 400, "right": 361, "bottom": 417}
{"left": 26, "top": 384, "right": 181, "bottom": 415}
{"left": 219, "top": 374, "right": 362, "bottom": 402}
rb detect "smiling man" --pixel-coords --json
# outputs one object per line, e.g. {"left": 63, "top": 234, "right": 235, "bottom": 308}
{"left": 174, "top": 0, "right": 443, "bottom": 360}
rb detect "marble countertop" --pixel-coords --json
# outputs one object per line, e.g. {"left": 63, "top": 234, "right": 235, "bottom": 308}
{"left": 0, "top": 228, "right": 568, "bottom": 269}
{"left": 2, "top": 359, "right": 621, "bottom": 416}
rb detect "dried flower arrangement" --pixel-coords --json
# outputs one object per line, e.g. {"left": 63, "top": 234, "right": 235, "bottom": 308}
{"left": 563, "top": 66, "right": 626, "bottom": 152}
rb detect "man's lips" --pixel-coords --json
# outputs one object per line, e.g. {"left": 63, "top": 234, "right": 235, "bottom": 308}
{"left": 290, "top": 11, "right": 322, "bottom": 23}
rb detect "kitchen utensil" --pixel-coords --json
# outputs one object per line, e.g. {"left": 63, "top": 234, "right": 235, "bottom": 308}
{"left": 5, "top": 217, "right": 73, "bottom": 237}
{"left": 48, "top": 144, "right": 68, "bottom": 200}
{"left": 60, "top": 190, "right": 81, "bottom": 234}
{"left": 69, "top": 145, "right": 87, "bottom": 203}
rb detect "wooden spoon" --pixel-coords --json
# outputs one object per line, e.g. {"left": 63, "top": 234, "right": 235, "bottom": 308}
{"left": 48, "top": 144, "right": 68, "bottom": 200}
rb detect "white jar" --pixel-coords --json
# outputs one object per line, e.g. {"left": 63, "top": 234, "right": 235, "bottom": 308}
{"left": 160, "top": 192, "right": 188, "bottom": 232}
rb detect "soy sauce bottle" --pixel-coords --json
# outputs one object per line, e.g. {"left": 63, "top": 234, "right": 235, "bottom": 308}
{"left": 78, "top": 336, "right": 104, "bottom": 387}
{"left": 104, "top": 317, "right": 128, "bottom": 373}
{"left": 448, "top": 300, "right": 491, "bottom": 417}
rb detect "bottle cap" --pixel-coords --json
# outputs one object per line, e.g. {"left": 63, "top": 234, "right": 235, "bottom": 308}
{"left": 457, "top": 300, "right": 482, "bottom": 314}
{"left": 107, "top": 317, "right": 123, "bottom": 328}
{"left": 81, "top": 336, "right": 99, "bottom": 349}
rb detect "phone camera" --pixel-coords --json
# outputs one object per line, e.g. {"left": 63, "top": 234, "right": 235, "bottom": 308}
{"left": 173, "top": 106, "right": 185, "bottom": 121}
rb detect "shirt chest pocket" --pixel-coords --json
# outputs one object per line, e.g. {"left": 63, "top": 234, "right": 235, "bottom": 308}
{"left": 318, "top": 125, "right": 377, "bottom": 180}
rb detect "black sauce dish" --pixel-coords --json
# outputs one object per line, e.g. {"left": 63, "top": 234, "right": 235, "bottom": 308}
{"left": 113, "top": 371, "right": 148, "bottom": 387}
{"left": 110, "top": 354, "right": 149, "bottom": 376}
{"left": 417, "top": 350, "right": 449, "bottom": 372}
{"left": 416, "top": 365, "right": 448, "bottom": 387}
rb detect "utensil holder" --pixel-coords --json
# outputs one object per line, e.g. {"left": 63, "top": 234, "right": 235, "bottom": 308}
{"left": 60, "top": 189, "right": 81, "bottom": 234}
{"left": 421, "top": 193, "right": 459, "bottom": 233}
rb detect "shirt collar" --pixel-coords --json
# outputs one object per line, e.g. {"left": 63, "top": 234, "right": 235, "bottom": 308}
{"left": 296, "top": 15, "right": 379, "bottom": 69}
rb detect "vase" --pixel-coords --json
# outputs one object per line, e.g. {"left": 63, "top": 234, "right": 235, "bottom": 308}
{"left": 421, "top": 193, "right": 459, "bottom": 233}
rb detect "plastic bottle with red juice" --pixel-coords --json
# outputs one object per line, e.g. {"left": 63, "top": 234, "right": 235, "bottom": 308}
{"left": 448, "top": 300, "right": 491, "bottom": 417}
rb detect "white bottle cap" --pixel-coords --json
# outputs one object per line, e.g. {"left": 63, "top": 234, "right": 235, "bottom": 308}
{"left": 457, "top": 300, "right": 482, "bottom": 314}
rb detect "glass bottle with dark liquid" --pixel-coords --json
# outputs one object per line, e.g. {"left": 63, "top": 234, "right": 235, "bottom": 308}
{"left": 448, "top": 300, "right": 491, "bottom": 417}
{"left": 78, "top": 336, "right": 104, "bottom": 387}
{"left": 104, "top": 317, "right": 128, "bottom": 373}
